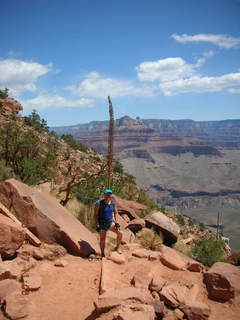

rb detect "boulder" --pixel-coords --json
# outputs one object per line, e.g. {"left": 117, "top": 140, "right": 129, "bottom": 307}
{"left": 0, "top": 214, "right": 25, "bottom": 259}
{"left": 131, "top": 266, "right": 155, "bottom": 289}
{"left": 159, "top": 284, "right": 189, "bottom": 308}
{"left": 228, "top": 250, "right": 240, "bottom": 266}
{"left": 149, "top": 275, "right": 167, "bottom": 293}
{"left": 180, "top": 301, "right": 210, "bottom": 320}
{"left": 0, "top": 279, "right": 21, "bottom": 301}
{"left": 145, "top": 211, "right": 180, "bottom": 245}
{"left": 108, "top": 251, "right": 126, "bottom": 264}
{"left": 3, "top": 256, "right": 36, "bottom": 280}
{"left": 160, "top": 245, "right": 187, "bottom": 270}
{"left": 95, "top": 287, "right": 154, "bottom": 313}
{"left": 113, "top": 196, "right": 139, "bottom": 220}
{"left": 23, "top": 269, "right": 42, "bottom": 291}
{"left": 132, "top": 248, "right": 149, "bottom": 259}
{"left": 0, "top": 179, "right": 100, "bottom": 257}
{"left": 148, "top": 251, "right": 161, "bottom": 261}
{"left": 113, "top": 303, "right": 155, "bottom": 320}
{"left": 0, "top": 266, "right": 11, "bottom": 280}
{"left": 0, "top": 98, "right": 23, "bottom": 114}
{"left": 203, "top": 262, "right": 240, "bottom": 302}
{"left": 4, "top": 291, "right": 29, "bottom": 320}
{"left": 126, "top": 218, "right": 146, "bottom": 233}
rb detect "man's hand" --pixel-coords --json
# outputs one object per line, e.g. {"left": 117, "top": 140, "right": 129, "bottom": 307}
{"left": 114, "top": 222, "right": 120, "bottom": 230}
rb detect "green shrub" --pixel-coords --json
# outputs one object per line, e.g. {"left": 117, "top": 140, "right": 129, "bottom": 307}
{"left": 23, "top": 110, "right": 49, "bottom": 132}
{"left": 0, "top": 160, "right": 13, "bottom": 182}
{"left": 191, "top": 235, "right": 227, "bottom": 267}
{"left": 172, "top": 240, "right": 192, "bottom": 257}
{"left": 0, "top": 88, "right": 9, "bottom": 99}
{"left": 61, "top": 134, "right": 88, "bottom": 152}
{"left": 136, "top": 229, "right": 163, "bottom": 251}
{"left": 176, "top": 214, "right": 185, "bottom": 226}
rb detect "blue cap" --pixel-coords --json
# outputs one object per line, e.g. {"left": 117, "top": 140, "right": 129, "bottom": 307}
{"left": 103, "top": 189, "right": 113, "bottom": 194}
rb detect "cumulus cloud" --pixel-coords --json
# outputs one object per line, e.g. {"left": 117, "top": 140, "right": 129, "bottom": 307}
{"left": 21, "top": 94, "right": 93, "bottom": 110}
{"left": 159, "top": 73, "right": 240, "bottom": 96}
{"left": 0, "top": 59, "right": 52, "bottom": 95}
{"left": 136, "top": 55, "right": 240, "bottom": 96}
{"left": 171, "top": 33, "right": 240, "bottom": 49}
{"left": 136, "top": 57, "right": 198, "bottom": 82}
{"left": 228, "top": 87, "right": 240, "bottom": 94}
{"left": 66, "top": 72, "right": 154, "bottom": 99}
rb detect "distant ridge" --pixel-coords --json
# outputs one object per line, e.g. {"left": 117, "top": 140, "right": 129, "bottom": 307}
{"left": 52, "top": 116, "right": 240, "bottom": 141}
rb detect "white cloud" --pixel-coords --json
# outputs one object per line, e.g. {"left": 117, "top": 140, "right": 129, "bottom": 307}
{"left": 159, "top": 73, "right": 240, "bottom": 96}
{"left": 66, "top": 72, "right": 154, "bottom": 99}
{"left": 0, "top": 59, "right": 52, "bottom": 96}
{"left": 136, "top": 57, "right": 197, "bottom": 83}
{"left": 228, "top": 88, "right": 240, "bottom": 94}
{"left": 21, "top": 94, "right": 93, "bottom": 110}
{"left": 171, "top": 33, "right": 240, "bottom": 49}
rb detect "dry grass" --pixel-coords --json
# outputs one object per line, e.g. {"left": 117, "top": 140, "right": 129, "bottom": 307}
{"left": 136, "top": 229, "right": 163, "bottom": 251}
{"left": 172, "top": 240, "right": 192, "bottom": 257}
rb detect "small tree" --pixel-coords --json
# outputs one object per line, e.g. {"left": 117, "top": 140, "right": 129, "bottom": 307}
{"left": 0, "top": 88, "right": 9, "bottom": 99}
{"left": 23, "top": 109, "right": 49, "bottom": 132}
{"left": 191, "top": 234, "right": 227, "bottom": 267}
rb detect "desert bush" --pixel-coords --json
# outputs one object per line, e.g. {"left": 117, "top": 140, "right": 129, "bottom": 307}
{"left": 61, "top": 134, "right": 88, "bottom": 152}
{"left": 0, "top": 88, "right": 9, "bottom": 99}
{"left": 191, "top": 234, "right": 227, "bottom": 267}
{"left": 172, "top": 240, "right": 192, "bottom": 257}
{"left": 0, "top": 160, "right": 13, "bottom": 182}
{"left": 176, "top": 214, "right": 185, "bottom": 226}
{"left": 23, "top": 109, "right": 49, "bottom": 132}
{"left": 0, "top": 120, "right": 57, "bottom": 185}
{"left": 136, "top": 229, "right": 163, "bottom": 251}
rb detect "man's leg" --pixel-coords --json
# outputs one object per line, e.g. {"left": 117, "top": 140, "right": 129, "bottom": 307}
{"left": 109, "top": 226, "right": 123, "bottom": 251}
{"left": 99, "top": 230, "right": 107, "bottom": 257}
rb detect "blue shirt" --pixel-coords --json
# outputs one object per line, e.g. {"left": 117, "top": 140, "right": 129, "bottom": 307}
{"left": 96, "top": 199, "right": 115, "bottom": 223}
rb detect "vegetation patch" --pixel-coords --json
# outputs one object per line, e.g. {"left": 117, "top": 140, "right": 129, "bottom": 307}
{"left": 136, "top": 228, "right": 163, "bottom": 251}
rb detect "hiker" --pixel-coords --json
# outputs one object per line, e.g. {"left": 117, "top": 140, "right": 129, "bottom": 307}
{"left": 95, "top": 189, "right": 123, "bottom": 257}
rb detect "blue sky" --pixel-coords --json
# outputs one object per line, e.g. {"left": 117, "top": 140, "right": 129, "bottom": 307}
{"left": 0, "top": 0, "right": 240, "bottom": 126}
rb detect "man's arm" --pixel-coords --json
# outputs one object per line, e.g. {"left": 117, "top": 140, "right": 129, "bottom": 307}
{"left": 94, "top": 203, "right": 100, "bottom": 224}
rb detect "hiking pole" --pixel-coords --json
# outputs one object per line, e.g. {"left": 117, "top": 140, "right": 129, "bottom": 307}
{"left": 107, "top": 96, "right": 114, "bottom": 189}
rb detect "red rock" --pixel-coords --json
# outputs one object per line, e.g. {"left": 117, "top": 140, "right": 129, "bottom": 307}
{"left": 174, "top": 308, "right": 184, "bottom": 319}
{"left": 126, "top": 218, "right": 146, "bottom": 233}
{"left": 113, "top": 303, "right": 155, "bottom": 320}
{"left": 108, "top": 251, "right": 126, "bottom": 264}
{"left": 0, "top": 214, "right": 25, "bottom": 259}
{"left": 95, "top": 287, "right": 154, "bottom": 313}
{"left": 203, "top": 262, "right": 240, "bottom": 302}
{"left": 145, "top": 211, "right": 180, "bottom": 245}
{"left": 121, "top": 214, "right": 130, "bottom": 223}
{"left": 3, "top": 256, "right": 36, "bottom": 280}
{"left": 23, "top": 269, "right": 42, "bottom": 291}
{"left": 131, "top": 266, "right": 155, "bottom": 289}
{"left": 4, "top": 291, "right": 29, "bottom": 320}
{"left": 0, "top": 266, "right": 11, "bottom": 280}
{"left": 160, "top": 245, "right": 187, "bottom": 270}
{"left": 149, "top": 275, "right": 167, "bottom": 292}
{"left": 132, "top": 249, "right": 149, "bottom": 258}
{"left": 181, "top": 301, "right": 210, "bottom": 320}
{"left": 0, "top": 179, "right": 100, "bottom": 257}
{"left": 159, "top": 284, "right": 189, "bottom": 308}
{"left": 113, "top": 196, "right": 139, "bottom": 220}
{"left": 122, "top": 243, "right": 142, "bottom": 252}
{"left": 0, "top": 98, "right": 23, "bottom": 114}
{"left": 148, "top": 251, "right": 161, "bottom": 261}
{"left": 228, "top": 250, "right": 240, "bottom": 266}
{"left": 121, "top": 229, "right": 135, "bottom": 244}
{"left": 187, "top": 261, "right": 204, "bottom": 273}
{"left": 0, "top": 279, "right": 21, "bottom": 301}
{"left": 54, "top": 259, "right": 68, "bottom": 267}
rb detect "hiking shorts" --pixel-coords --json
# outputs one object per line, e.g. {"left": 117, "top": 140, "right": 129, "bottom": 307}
{"left": 99, "top": 220, "right": 115, "bottom": 231}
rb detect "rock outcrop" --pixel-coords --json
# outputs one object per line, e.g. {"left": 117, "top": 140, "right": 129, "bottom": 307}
{"left": 203, "top": 262, "right": 240, "bottom": 302}
{"left": 0, "top": 179, "right": 100, "bottom": 257}
{"left": 145, "top": 211, "right": 180, "bottom": 245}
{"left": 0, "top": 214, "right": 25, "bottom": 259}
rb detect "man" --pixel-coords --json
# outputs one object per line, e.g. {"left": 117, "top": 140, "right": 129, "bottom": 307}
{"left": 95, "top": 189, "right": 123, "bottom": 257}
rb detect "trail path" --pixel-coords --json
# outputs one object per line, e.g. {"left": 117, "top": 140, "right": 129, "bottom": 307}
{"left": 28, "top": 255, "right": 101, "bottom": 320}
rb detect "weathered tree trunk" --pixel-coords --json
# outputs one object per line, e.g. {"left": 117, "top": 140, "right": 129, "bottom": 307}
{"left": 107, "top": 96, "right": 114, "bottom": 189}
